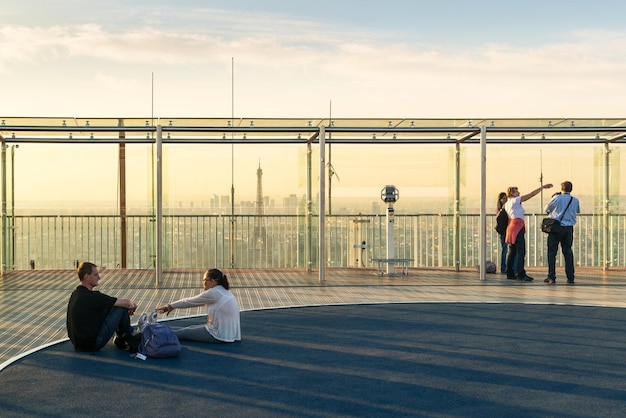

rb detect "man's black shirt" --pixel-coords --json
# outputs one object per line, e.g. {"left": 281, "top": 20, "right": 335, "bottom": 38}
{"left": 66, "top": 285, "right": 117, "bottom": 350}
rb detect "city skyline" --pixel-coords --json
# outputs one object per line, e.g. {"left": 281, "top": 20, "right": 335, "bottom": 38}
{"left": 9, "top": 138, "right": 620, "bottom": 214}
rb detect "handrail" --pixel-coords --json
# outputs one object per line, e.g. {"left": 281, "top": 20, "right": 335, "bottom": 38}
{"left": 5, "top": 213, "right": 612, "bottom": 271}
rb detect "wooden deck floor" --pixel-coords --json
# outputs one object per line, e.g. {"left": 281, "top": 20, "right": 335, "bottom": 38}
{"left": 2, "top": 266, "right": 626, "bottom": 368}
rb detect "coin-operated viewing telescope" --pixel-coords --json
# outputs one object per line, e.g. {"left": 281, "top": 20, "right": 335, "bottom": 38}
{"left": 382, "top": 185, "right": 399, "bottom": 203}
{"left": 381, "top": 185, "right": 399, "bottom": 274}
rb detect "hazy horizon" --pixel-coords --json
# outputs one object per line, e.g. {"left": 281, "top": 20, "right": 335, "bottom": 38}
{"left": 7, "top": 142, "right": 621, "bottom": 216}
{"left": 12, "top": 192, "right": 613, "bottom": 217}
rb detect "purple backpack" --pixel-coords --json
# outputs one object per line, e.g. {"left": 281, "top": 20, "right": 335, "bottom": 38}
{"left": 138, "top": 323, "right": 181, "bottom": 358}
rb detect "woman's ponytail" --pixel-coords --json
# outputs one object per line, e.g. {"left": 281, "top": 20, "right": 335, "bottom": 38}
{"left": 207, "top": 268, "right": 230, "bottom": 289}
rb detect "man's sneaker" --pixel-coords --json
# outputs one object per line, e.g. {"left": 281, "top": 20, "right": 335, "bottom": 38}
{"left": 517, "top": 275, "right": 534, "bottom": 282}
{"left": 149, "top": 311, "right": 159, "bottom": 324}
{"left": 125, "top": 333, "right": 142, "bottom": 354}
{"left": 134, "top": 313, "right": 148, "bottom": 335}
{"left": 113, "top": 335, "right": 129, "bottom": 350}
{"left": 544, "top": 277, "right": 555, "bottom": 284}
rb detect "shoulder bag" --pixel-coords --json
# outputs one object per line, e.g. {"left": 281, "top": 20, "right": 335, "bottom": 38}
{"left": 541, "top": 196, "right": 573, "bottom": 234}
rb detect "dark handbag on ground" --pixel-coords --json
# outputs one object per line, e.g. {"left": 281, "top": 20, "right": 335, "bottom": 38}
{"left": 541, "top": 196, "right": 573, "bottom": 234}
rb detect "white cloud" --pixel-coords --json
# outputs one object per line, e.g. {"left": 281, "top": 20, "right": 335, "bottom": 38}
{"left": 94, "top": 71, "right": 142, "bottom": 92}
{"left": 2, "top": 20, "right": 626, "bottom": 118}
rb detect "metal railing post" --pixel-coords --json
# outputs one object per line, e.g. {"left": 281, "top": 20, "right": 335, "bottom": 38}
{"left": 319, "top": 126, "right": 326, "bottom": 282}
{"left": 1, "top": 140, "right": 6, "bottom": 276}
{"left": 479, "top": 126, "right": 487, "bottom": 281}
{"left": 156, "top": 125, "right": 162, "bottom": 286}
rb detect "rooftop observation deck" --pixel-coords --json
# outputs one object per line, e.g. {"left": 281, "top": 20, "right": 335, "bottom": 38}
{"left": 3, "top": 267, "right": 626, "bottom": 416}
{"left": 3, "top": 118, "right": 626, "bottom": 415}
{"left": 2, "top": 266, "right": 626, "bottom": 369}
{"left": 3, "top": 119, "right": 626, "bottom": 414}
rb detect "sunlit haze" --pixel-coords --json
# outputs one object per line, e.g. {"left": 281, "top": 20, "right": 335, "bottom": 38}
{"left": 2, "top": 1, "right": 625, "bottom": 213}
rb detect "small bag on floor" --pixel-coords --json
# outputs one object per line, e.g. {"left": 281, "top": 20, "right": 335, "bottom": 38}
{"left": 138, "top": 323, "right": 181, "bottom": 359}
{"left": 476, "top": 261, "right": 497, "bottom": 274}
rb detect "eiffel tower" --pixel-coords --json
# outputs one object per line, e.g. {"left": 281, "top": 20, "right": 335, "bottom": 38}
{"left": 255, "top": 161, "right": 267, "bottom": 264}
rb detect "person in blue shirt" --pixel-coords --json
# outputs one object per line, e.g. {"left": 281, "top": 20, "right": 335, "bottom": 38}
{"left": 544, "top": 181, "right": 581, "bottom": 284}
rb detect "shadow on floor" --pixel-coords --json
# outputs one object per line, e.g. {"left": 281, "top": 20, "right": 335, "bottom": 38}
{"left": 1, "top": 303, "right": 626, "bottom": 417}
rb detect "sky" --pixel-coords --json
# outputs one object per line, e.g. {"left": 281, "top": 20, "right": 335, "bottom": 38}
{"left": 3, "top": 0, "right": 626, "bottom": 118}
{"left": 1, "top": 1, "right": 625, "bottom": 210}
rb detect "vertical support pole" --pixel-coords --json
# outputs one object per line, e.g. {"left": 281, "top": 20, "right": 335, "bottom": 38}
{"left": 10, "top": 145, "right": 16, "bottom": 270}
{"left": 230, "top": 177, "right": 235, "bottom": 268}
{"left": 386, "top": 204, "right": 395, "bottom": 274}
{"left": 454, "top": 142, "right": 461, "bottom": 272}
{"left": 156, "top": 125, "right": 162, "bottom": 286}
{"left": 604, "top": 143, "right": 610, "bottom": 271}
{"left": 319, "top": 126, "right": 326, "bottom": 283}
{"left": 328, "top": 143, "right": 332, "bottom": 216}
{"left": 118, "top": 119, "right": 127, "bottom": 268}
{"left": 230, "top": 58, "right": 236, "bottom": 269}
{"left": 1, "top": 139, "right": 6, "bottom": 276}
{"left": 479, "top": 126, "right": 487, "bottom": 281}
{"left": 306, "top": 141, "right": 312, "bottom": 272}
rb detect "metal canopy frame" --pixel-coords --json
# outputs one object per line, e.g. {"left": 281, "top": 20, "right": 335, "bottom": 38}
{"left": 2, "top": 117, "right": 625, "bottom": 283}
{"left": 2, "top": 117, "right": 626, "bottom": 144}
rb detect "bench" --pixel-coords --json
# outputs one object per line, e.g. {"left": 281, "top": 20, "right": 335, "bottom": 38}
{"left": 371, "top": 258, "right": 413, "bottom": 275}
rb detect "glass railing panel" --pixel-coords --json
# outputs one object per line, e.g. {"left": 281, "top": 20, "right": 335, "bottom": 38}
{"left": 8, "top": 213, "right": 619, "bottom": 270}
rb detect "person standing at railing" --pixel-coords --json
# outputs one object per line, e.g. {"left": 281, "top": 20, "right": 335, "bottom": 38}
{"left": 66, "top": 261, "right": 141, "bottom": 352}
{"left": 544, "top": 181, "right": 580, "bottom": 284}
{"left": 504, "top": 184, "right": 553, "bottom": 281}
{"left": 495, "top": 192, "right": 509, "bottom": 274}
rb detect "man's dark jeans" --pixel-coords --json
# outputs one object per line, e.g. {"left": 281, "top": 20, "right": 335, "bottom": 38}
{"left": 547, "top": 225, "right": 575, "bottom": 281}
{"left": 92, "top": 307, "right": 132, "bottom": 351}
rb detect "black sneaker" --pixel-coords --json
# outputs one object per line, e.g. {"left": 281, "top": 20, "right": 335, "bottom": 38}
{"left": 567, "top": 279, "right": 575, "bottom": 284}
{"left": 517, "top": 275, "right": 534, "bottom": 282}
{"left": 544, "top": 277, "right": 555, "bottom": 284}
{"left": 125, "top": 333, "right": 142, "bottom": 354}
{"left": 113, "top": 335, "right": 129, "bottom": 350}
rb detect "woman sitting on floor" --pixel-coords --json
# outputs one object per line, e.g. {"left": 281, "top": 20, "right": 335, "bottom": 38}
{"left": 155, "top": 268, "right": 241, "bottom": 343}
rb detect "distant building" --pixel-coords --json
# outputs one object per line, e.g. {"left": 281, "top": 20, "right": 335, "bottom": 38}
{"left": 283, "top": 194, "right": 298, "bottom": 212}
{"left": 220, "top": 195, "right": 230, "bottom": 211}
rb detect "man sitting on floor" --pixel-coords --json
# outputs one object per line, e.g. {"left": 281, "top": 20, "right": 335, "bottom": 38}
{"left": 66, "top": 261, "right": 140, "bottom": 352}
